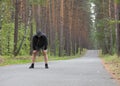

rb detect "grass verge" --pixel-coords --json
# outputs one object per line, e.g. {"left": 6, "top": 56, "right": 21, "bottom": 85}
{"left": 0, "top": 49, "right": 86, "bottom": 66}
{"left": 100, "top": 53, "right": 120, "bottom": 81}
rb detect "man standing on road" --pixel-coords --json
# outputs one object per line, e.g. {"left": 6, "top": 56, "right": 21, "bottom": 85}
{"left": 29, "top": 31, "right": 49, "bottom": 69}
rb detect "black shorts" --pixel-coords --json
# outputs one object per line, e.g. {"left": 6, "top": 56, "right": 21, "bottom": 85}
{"left": 33, "top": 46, "right": 47, "bottom": 51}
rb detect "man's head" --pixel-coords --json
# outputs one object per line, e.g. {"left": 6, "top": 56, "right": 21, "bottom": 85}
{"left": 36, "top": 31, "right": 42, "bottom": 37}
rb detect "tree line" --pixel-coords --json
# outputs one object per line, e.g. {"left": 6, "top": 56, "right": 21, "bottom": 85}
{"left": 90, "top": 0, "right": 120, "bottom": 57}
{"left": 1, "top": 0, "right": 120, "bottom": 57}
{"left": 0, "top": 0, "right": 90, "bottom": 57}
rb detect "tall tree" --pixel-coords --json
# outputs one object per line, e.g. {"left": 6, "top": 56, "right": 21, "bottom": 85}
{"left": 114, "top": 0, "right": 120, "bottom": 57}
{"left": 14, "top": 0, "right": 19, "bottom": 56}
{"left": 59, "top": 0, "right": 64, "bottom": 56}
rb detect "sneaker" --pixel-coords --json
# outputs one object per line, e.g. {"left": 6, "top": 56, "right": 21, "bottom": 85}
{"left": 29, "top": 63, "right": 34, "bottom": 69}
{"left": 45, "top": 63, "right": 49, "bottom": 69}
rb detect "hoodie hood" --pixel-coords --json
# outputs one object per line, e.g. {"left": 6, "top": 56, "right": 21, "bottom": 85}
{"left": 36, "top": 31, "right": 43, "bottom": 37}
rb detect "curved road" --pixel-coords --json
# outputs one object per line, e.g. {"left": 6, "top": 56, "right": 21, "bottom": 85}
{"left": 0, "top": 50, "right": 119, "bottom": 86}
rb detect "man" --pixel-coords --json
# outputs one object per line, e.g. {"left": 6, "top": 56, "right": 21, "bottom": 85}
{"left": 29, "top": 31, "right": 49, "bottom": 69}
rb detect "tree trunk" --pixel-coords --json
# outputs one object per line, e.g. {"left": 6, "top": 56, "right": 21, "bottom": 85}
{"left": 30, "top": 4, "right": 33, "bottom": 55}
{"left": 14, "top": 0, "right": 19, "bottom": 56}
{"left": 0, "top": 12, "right": 2, "bottom": 55}
{"left": 115, "top": 1, "right": 120, "bottom": 57}
{"left": 109, "top": 0, "right": 113, "bottom": 55}
{"left": 59, "top": 0, "right": 64, "bottom": 56}
{"left": 0, "top": 22, "right": 1, "bottom": 55}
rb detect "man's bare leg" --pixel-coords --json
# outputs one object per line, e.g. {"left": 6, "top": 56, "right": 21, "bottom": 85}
{"left": 29, "top": 50, "right": 38, "bottom": 68}
{"left": 43, "top": 50, "right": 49, "bottom": 68}
{"left": 32, "top": 50, "right": 38, "bottom": 63}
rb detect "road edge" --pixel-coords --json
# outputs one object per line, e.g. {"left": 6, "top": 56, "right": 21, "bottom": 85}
{"left": 101, "top": 58, "right": 120, "bottom": 86}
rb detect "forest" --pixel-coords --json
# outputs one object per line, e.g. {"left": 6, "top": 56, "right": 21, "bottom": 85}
{"left": 0, "top": 0, "right": 120, "bottom": 57}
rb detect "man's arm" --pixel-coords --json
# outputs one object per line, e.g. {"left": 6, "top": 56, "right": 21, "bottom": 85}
{"left": 44, "top": 36, "right": 48, "bottom": 50}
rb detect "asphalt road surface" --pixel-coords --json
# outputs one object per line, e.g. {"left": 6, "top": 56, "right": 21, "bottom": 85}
{"left": 0, "top": 50, "right": 119, "bottom": 86}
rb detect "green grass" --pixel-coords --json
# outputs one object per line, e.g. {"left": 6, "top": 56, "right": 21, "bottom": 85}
{"left": 0, "top": 56, "right": 31, "bottom": 66}
{"left": 0, "top": 50, "right": 86, "bottom": 66}
{"left": 101, "top": 54, "right": 117, "bottom": 62}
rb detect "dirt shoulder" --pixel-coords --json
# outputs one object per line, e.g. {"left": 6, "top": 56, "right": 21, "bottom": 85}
{"left": 101, "top": 56, "right": 120, "bottom": 85}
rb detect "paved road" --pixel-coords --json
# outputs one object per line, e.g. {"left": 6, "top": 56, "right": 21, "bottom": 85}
{"left": 0, "top": 50, "right": 119, "bottom": 86}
